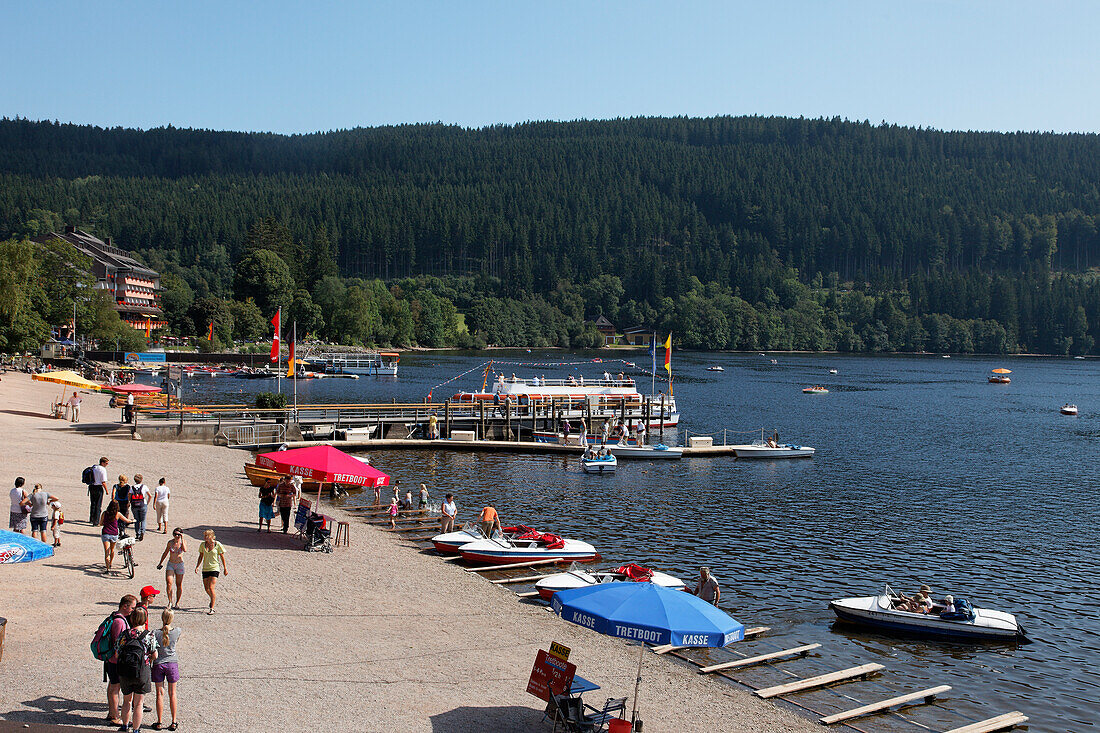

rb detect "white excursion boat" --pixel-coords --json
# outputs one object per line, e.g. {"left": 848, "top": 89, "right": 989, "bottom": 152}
{"left": 308, "top": 351, "right": 399, "bottom": 376}
{"left": 829, "top": 584, "right": 1026, "bottom": 642}
{"left": 534, "top": 563, "right": 686, "bottom": 600}
{"left": 706, "top": 366, "right": 724, "bottom": 372}
{"left": 607, "top": 443, "right": 683, "bottom": 460}
{"left": 1061, "top": 404, "right": 1078, "bottom": 415}
{"left": 581, "top": 454, "right": 617, "bottom": 474}
{"left": 430, "top": 522, "right": 535, "bottom": 555}
{"left": 458, "top": 532, "right": 599, "bottom": 565}
{"left": 453, "top": 375, "right": 679, "bottom": 428}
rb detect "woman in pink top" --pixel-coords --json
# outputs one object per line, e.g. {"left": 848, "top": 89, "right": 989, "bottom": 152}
{"left": 99, "top": 500, "right": 131, "bottom": 571}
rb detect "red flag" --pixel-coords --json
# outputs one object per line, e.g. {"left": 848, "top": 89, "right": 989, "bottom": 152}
{"left": 270, "top": 308, "right": 281, "bottom": 363}
{"left": 144, "top": 319, "right": 151, "bottom": 337}
{"left": 207, "top": 321, "right": 214, "bottom": 341}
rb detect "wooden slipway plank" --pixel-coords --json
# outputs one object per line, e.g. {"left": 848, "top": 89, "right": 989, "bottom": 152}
{"left": 699, "top": 643, "right": 820, "bottom": 674}
{"left": 942, "top": 711, "right": 1030, "bottom": 733}
{"left": 755, "top": 663, "right": 884, "bottom": 699}
{"left": 819, "top": 684, "right": 951, "bottom": 725}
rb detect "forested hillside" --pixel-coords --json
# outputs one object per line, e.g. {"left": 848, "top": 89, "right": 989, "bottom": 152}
{"left": 1, "top": 115, "right": 1098, "bottom": 354}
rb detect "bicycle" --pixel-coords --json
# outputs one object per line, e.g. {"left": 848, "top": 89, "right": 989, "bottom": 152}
{"left": 116, "top": 531, "right": 138, "bottom": 579}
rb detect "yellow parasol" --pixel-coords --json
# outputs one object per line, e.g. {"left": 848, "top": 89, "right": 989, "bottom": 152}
{"left": 991, "top": 368, "right": 1012, "bottom": 374}
{"left": 32, "top": 370, "right": 104, "bottom": 391}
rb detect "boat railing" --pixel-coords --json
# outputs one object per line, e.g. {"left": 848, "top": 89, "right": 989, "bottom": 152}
{"left": 496, "top": 378, "right": 636, "bottom": 388}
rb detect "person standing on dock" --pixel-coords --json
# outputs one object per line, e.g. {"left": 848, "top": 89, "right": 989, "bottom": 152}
{"left": 441, "top": 493, "right": 456, "bottom": 533}
{"left": 692, "top": 567, "right": 721, "bottom": 606}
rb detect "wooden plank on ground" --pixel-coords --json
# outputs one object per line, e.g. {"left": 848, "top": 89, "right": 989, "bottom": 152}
{"left": 515, "top": 590, "right": 541, "bottom": 598}
{"left": 755, "top": 663, "right": 884, "bottom": 699}
{"left": 465, "top": 558, "right": 567, "bottom": 572}
{"left": 819, "top": 685, "right": 952, "bottom": 725}
{"left": 652, "top": 625, "right": 769, "bottom": 655}
{"left": 699, "top": 643, "right": 820, "bottom": 674}
{"left": 942, "top": 712, "right": 1029, "bottom": 733}
{"left": 491, "top": 574, "right": 550, "bottom": 585}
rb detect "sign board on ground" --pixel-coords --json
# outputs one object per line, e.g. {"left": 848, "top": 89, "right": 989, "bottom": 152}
{"left": 526, "top": 649, "right": 577, "bottom": 702}
{"left": 549, "top": 641, "right": 571, "bottom": 662}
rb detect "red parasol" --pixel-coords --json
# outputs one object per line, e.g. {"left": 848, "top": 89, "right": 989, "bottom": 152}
{"left": 255, "top": 445, "right": 389, "bottom": 488}
{"left": 110, "top": 384, "right": 163, "bottom": 394}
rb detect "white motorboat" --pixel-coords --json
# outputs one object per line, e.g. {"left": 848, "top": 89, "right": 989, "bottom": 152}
{"left": 829, "top": 584, "right": 1026, "bottom": 642}
{"left": 534, "top": 563, "right": 686, "bottom": 600}
{"left": 1061, "top": 404, "right": 1078, "bottom": 415}
{"left": 706, "top": 366, "right": 724, "bottom": 372}
{"left": 581, "top": 454, "right": 617, "bottom": 474}
{"left": 802, "top": 386, "right": 829, "bottom": 394}
{"left": 732, "top": 443, "right": 815, "bottom": 459}
{"left": 430, "top": 522, "right": 535, "bottom": 554}
{"left": 607, "top": 443, "right": 683, "bottom": 460}
{"left": 828, "top": 368, "right": 838, "bottom": 375}
{"left": 458, "top": 532, "right": 599, "bottom": 565}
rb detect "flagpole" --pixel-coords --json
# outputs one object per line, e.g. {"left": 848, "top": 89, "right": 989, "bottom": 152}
{"left": 276, "top": 307, "right": 282, "bottom": 396}
{"left": 292, "top": 320, "right": 298, "bottom": 413}
{"left": 651, "top": 331, "right": 656, "bottom": 397}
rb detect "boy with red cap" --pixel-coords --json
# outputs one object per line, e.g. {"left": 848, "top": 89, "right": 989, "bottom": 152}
{"left": 137, "top": 585, "right": 160, "bottom": 629}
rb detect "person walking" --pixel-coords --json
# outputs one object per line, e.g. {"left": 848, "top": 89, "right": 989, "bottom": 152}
{"left": 257, "top": 479, "right": 276, "bottom": 532}
{"left": 275, "top": 476, "right": 297, "bottom": 533}
{"left": 8, "top": 477, "right": 29, "bottom": 534}
{"left": 117, "top": 606, "right": 158, "bottom": 733}
{"left": 156, "top": 529, "right": 187, "bottom": 610}
{"left": 130, "top": 474, "right": 149, "bottom": 541}
{"left": 49, "top": 496, "right": 63, "bottom": 547}
{"left": 102, "top": 594, "right": 137, "bottom": 727}
{"left": 27, "top": 483, "right": 59, "bottom": 545}
{"left": 440, "top": 493, "right": 456, "bottom": 534}
{"left": 152, "top": 478, "right": 171, "bottom": 534}
{"left": 194, "top": 530, "right": 227, "bottom": 615}
{"left": 417, "top": 483, "right": 430, "bottom": 510}
{"left": 387, "top": 496, "right": 399, "bottom": 529}
{"left": 89, "top": 456, "right": 110, "bottom": 524}
{"left": 100, "top": 500, "right": 131, "bottom": 572}
{"left": 113, "top": 475, "right": 133, "bottom": 519}
{"left": 152, "top": 608, "right": 181, "bottom": 731}
{"left": 68, "top": 390, "right": 82, "bottom": 422}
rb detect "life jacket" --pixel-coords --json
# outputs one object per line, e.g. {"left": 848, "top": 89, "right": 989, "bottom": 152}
{"left": 615, "top": 563, "right": 654, "bottom": 582}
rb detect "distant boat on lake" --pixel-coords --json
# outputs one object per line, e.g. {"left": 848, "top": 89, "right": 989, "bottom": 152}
{"left": 989, "top": 368, "right": 1011, "bottom": 384}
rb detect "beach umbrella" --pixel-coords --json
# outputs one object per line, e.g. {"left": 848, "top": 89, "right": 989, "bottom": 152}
{"left": 109, "top": 384, "right": 162, "bottom": 394}
{"left": 551, "top": 582, "right": 745, "bottom": 726}
{"left": 255, "top": 445, "right": 390, "bottom": 505}
{"left": 0, "top": 530, "right": 54, "bottom": 563}
{"left": 992, "top": 368, "right": 1012, "bottom": 374}
{"left": 32, "top": 370, "right": 103, "bottom": 391}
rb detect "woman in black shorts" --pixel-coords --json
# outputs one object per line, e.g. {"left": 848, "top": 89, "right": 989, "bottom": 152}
{"left": 194, "top": 529, "right": 228, "bottom": 615}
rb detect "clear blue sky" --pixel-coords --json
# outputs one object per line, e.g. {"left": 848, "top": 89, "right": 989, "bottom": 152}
{"left": 4, "top": 1, "right": 1098, "bottom": 134}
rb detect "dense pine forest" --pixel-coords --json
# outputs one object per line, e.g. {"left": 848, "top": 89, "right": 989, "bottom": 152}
{"left": 1, "top": 115, "right": 1099, "bottom": 354}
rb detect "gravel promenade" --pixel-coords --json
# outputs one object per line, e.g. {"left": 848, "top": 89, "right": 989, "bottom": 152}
{"left": 0, "top": 372, "right": 814, "bottom": 732}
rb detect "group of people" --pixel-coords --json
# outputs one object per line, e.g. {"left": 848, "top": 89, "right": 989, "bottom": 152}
{"left": 894, "top": 585, "right": 958, "bottom": 615}
{"left": 98, "top": 591, "right": 181, "bottom": 731}
{"left": 86, "top": 456, "right": 172, "bottom": 539}
{"left": 9, "top": 477, "right": 63, "bottom": 546}
{"left": 257, "top": 474, "right": 301, "bottom": 533}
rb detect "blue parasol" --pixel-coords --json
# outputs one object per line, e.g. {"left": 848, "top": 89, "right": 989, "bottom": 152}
{"left": 0, "top": 530, "right": 55, "bottom": 563}
{"left": 551, "top": 582, "right": 745, "bottom": 726}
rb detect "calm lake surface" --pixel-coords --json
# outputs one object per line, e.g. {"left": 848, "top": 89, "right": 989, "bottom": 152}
{"left": 187, "top": 351, "right": 1099, "bottom": 731}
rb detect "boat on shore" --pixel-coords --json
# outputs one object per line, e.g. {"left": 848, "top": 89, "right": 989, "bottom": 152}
{"left": 431, "top": 523, "right": 535, "bottom": 555}
{"left": 458, "top": 532, "right": 598, "bottom": 565}
{"left": 607, "top": 443, "right": 682, "bottom": 459}
{"left": 829, "top": 584, "right": 1026, "bottom": 642}
{"left": 581, "top": 454, "right": 617, "bottom": 474}
{"left": 1061, "top": 403, "right": 1078, "bottom": 415}
{"left": 802, "top": 386, "right": 829, "bottom": 394}
{"left": 534, "top": 563, "right": 686, "bottom": 600}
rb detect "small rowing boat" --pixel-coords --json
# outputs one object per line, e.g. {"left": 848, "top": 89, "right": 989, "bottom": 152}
{"left": 829, "top": 584, "right": 1026, "bottom": 642}
{"left": 458, "top": 532, "right": 598, "bottom": 565}
{"left": 581, "top": 454, "right": 617, "bottom": 474}
{"left": 534, "top": 563, "right": 686, "bottom": 600}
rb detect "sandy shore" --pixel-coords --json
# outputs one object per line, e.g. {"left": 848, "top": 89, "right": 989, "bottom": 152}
{"left": 0, "top": 372, "right": 814, "bottom": 732}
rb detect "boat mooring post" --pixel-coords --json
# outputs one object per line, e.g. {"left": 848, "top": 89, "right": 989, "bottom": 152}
{"left": 620, "top": 397, "right": 626, "bottom": 424}
{"left": 660, "top": 394, "right": 665, "bottom": 439}
{"left": 444, "top": 400, "right": 451, "bottom": 439}
{"left": 585, "top": 399, "right": 592, "bottom": 437}
{"left": 645, "top": 396, "right": 651, "bottom": 434}
{"left": 531, "top": 398, "right": 537, "bottom": 439}
{"left": 479, "top": 399, "right": 486, "bottom": 440}
{"left": 505, "top": 399, "right": 511, "bottom": 441}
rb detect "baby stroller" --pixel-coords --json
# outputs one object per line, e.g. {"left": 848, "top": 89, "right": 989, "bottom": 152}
{"left": 304, "top": 512, "right": 333, "bottom": 553}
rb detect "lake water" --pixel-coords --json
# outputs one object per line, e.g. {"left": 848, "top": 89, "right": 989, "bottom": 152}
{"left": 184, "top": 351, "right": 1099, "bottom": 731}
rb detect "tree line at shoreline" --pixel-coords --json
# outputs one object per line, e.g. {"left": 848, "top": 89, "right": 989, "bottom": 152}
{"left": 0, "top": 115, "right": 1099, "bottom": 355}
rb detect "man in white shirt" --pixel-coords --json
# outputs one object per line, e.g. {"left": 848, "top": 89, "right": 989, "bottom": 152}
{"left": 68, "top": 391, "right": 82, "bottom": 422}
{"left": 89, "top": 456, "right": 109, "bottom": 524}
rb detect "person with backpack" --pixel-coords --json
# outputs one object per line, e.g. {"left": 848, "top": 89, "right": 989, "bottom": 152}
{"left": 87, "top": 456, "right": 110, "bottom": 524}
{"left": 117, "top": 606, "right": 158, "bottom": 732}
{"left": 93, "top": 594, "right": 137, "bottom": 727}
{"left": 130, "top": 474, "right": 149, "bottom": 541}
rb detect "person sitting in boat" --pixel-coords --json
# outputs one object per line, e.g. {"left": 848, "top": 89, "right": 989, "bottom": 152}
{"left": 597, "top": 445, "right": 611, "bottom": 458}
{"left": 767, "top": 431, "right": 780, "bottom": 448}
{"left": 896, "top": 585, "right": 934, "bottom": 613}
{"left": 510, "top": 373, "right": 517, "bottom": 382}
{"left": 567, "top": 375, "right": 577, "bottom": 386}
{"left": 582, "top": 447, "right": 597, "bottom": 460}
{"left": 603, "top": 370, "right": 611, "bottom": 383}
{"left": 939, "top": 595, "right": 956, "bottom": 616}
